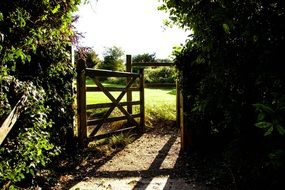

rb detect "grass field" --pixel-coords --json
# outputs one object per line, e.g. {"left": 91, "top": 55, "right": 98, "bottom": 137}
{"left": 86, "top": 82, "right": 176, "bottom": 122}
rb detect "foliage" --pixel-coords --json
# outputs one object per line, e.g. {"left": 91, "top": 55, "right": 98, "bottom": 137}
{"left": 160, "top": 0, "right": 285, "bottom": 189}
{"left": 145, "top": 67, "right": 176, "bottom": 84}
{"left": 0, "top": 77, "right": 59, "bottom": 184}
{"left": 0, "top": 0, "right": 81, "bottom": 187}
{"left": 96, "top": 46, "right": 124, "bottom": 71}
{"left": 132, "top": 53, "right": 156, "bottom": 63}
{"left": 132, "top": 53, "right": 175, "bottom": 81}
{"left": 75, "top": 47, "right": 101, "bottom": 68}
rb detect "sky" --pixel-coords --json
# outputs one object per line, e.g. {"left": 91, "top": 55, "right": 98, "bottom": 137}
{"left": 74, "top": 0, "right": 189, "bottom": 59}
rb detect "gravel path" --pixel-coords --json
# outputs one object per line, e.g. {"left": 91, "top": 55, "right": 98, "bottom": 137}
{"left": 68, "top": 130, "right": 209, "bottom": 190}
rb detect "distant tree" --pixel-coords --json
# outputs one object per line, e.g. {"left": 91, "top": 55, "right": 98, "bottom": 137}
{"left": 97, "top": 46, "right": 124, "bottom": 71}
{"left": 75, "top": 47, "right": 101, "bottom": 68}
{"left": 132, "top": 53, "right": 156, "bottom": 63}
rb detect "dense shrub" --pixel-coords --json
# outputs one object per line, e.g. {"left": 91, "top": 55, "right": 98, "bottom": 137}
{"left": 0, "top": 0, "right": 81, "bottom": 186}
{"left": 0, "top": 77, "right": 59, "bottom": 184}
{"left": 106, "top": 77, "right": 126, "bottom": 85}
{"left": 145, "top": 67, "right": 176, "bottom": 84}
{"left": 161, "top": 0, "right": 285, "bottom": 189}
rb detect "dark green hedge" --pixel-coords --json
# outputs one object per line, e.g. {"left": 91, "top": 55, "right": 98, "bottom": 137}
{"left": 0, "top": 0, "right": 80, "bottom": 186}
{"left": 161, "top": 0, "right": 285, "bottom": 189}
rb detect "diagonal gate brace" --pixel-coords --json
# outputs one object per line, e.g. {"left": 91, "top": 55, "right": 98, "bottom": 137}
{"left": 89, "top": 77, "right": 139, "bottom": 137}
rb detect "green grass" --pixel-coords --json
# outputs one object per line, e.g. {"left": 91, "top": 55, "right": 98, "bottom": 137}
{"left": 86, "top": 83, "right": 176, "bottom": 123}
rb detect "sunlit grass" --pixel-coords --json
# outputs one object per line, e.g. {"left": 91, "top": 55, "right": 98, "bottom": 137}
{"left": 86, "top": 84, "right": 176, "bottom": 122}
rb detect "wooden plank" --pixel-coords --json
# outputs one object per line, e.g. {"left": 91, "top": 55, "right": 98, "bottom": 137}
{"left": 176, "top": 80, "right": 180, "bottom": 129}
{"left": 77, "top": 59, "right": 87, "bottom": 147}
{"left": 86, "top": 68, "right": 139, "bottom": 78}
{"left": 139, "top": 69, "right": 145, "bottom": 131}
{"left": 132, "top": 62, "right": 173, "bottom": 67}
{"left": 71, "top": 45, "right": 77, "bottom": 144}
{"left": 86, "top": 86, "right": 139, "bottom": 92}
{"left": 86, "top": 101, "right": 141, "bottom": 110}
{"left": 126, "top": 55, "right": 133, "bottom": 115}
{"left": 88, "top": 126, "right": 137, "bottom": 141}
{"left": 87, "top": 114, "right": 141, "bottom": 126}
{"left": 0, "top": 95, "right": 27, "bottom": 146}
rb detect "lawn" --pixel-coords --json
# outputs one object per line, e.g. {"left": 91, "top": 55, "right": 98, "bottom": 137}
{"left": 86, "top": 82, "right": 176, "bottom": 121}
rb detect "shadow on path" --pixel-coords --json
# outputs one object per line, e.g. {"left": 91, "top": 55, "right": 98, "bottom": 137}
{"left": 64, "top": 130, "right": 208, "bottom": 190}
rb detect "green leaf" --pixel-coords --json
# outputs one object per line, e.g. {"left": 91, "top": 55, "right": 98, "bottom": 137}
{"left": 0, "top": 12, "right": 3, "bottom": 21}
{"left": 264, "top": 126, "right": 273, "bottom": 136}
{"left": 222, "top": 23, "right": 230, "bottom": 34}
{"left": 52, "top": 5, "right": 61, "bottom": 14}
{"left": 255, "top": 121, "right": 272, "bottom": 129}
{"left": 29, "top": 169, "right": 35, "bottom": 176}
{"left": 254, "top": 103, "right": 274, "bottom": 114}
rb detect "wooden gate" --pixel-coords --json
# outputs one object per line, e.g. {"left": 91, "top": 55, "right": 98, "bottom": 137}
{"left": 76, "top": 60, "right": 145, "bottom": 146}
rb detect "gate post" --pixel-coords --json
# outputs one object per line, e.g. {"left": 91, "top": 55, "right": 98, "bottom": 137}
{"left": 176, "top": 80, "right": 180, "bottom": 129}
{"left": 179, "top": 79, "right": 192, "bottom": 153}
{"left": 76, "top": 59, "right": 87, "bottom": 147}
{"left": 126, "top": 55, "right": 133, "bottom": 115}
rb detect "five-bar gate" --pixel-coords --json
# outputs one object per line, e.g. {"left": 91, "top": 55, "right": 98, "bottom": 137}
{"left": 76, "top": 60, "right": 145, "bottom": 146}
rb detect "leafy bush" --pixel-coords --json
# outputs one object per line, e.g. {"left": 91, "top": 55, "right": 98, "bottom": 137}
{"left": 145, "top": 67, "right": 176, "bottom": 84}
{"left": 0, "top": 0, "right": 80, "bottom": 187}
{"left": 106, "top": 77, "right": 126, "bottom": 85}
{"left": 0, "top": 77, "right": 59, "bottom": 184}
{"left": 161, "top": 0, "right": 285, "bottom": 188}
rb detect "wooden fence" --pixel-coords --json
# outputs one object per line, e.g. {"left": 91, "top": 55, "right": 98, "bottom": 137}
{"left": 76, "top": 60, "right": 145, "bottom": 146}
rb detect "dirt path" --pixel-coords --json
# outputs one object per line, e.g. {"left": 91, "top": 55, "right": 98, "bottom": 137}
{"left": 45, "top": 131, "right": 209, "bottom": 190}
{"left": 60, "top": 130, "right": 209, "bottom": 190}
